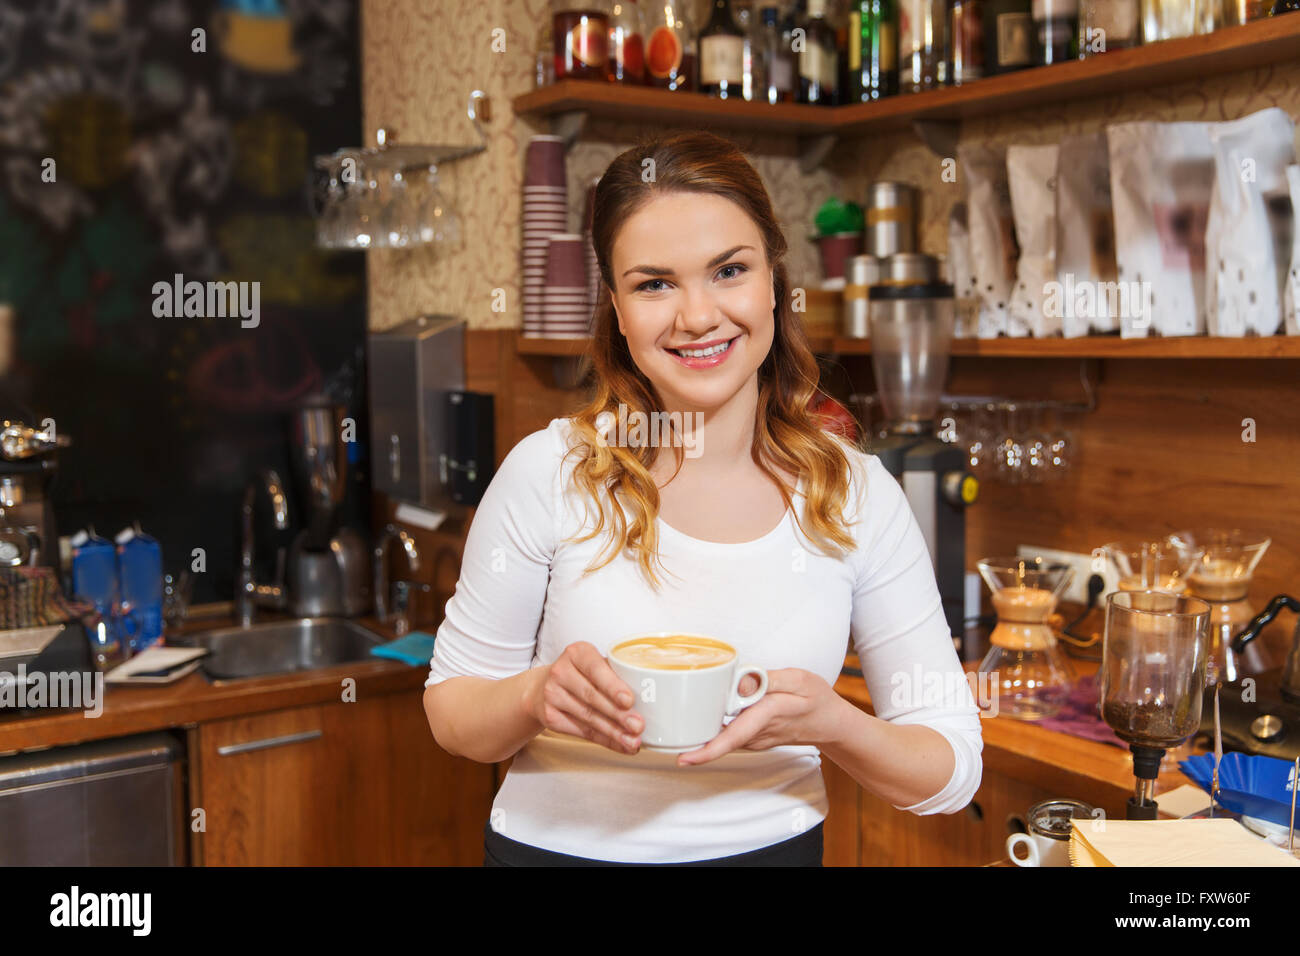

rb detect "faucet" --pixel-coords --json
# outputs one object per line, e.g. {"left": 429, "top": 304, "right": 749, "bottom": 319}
{"left": 236, "top": 469, "right": 290, "bottom": 627}
{"left": 374, "top": 524, "right": 420, "bottom": 624}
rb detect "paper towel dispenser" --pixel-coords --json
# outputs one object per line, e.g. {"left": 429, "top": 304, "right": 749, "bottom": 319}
{"left": 367, "top": 315, "right": 494, "bottom": 508}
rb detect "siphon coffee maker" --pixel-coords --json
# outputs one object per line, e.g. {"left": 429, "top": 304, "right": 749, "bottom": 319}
{"left": 1100, "top": 589, "right": 1211, "bottom": 819}
{"left": 864, "top": 281, "right": 979, "bottom": 657}
{"left": 976, "top": 556, "right": 1076, "bottom": 719}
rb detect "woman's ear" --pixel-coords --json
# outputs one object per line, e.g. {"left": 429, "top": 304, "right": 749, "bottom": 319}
{"left": 770, "top": 270, "right": 775, "bottom": 311}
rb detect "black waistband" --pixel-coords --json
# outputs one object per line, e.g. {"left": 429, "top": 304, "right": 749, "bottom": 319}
{"left": 483, "top": 820, "right": 824, "bottom": 867}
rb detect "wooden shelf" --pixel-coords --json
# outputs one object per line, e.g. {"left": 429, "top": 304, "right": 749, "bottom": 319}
{"left": 519, "top": 332, "right": 1300, "bottom": 359}
{"left": 515, "top": 18, "right": 1300, "bottom": 138}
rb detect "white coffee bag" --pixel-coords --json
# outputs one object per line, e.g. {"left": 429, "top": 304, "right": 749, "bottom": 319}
{"left": 1284, "top": 165, "right": 1300, "bottom": 335}
{"left": 1007, "top": 144, "right": 1060, "bottom": 337}
{"left": 960, "top": 144, "right": 1018, "bottom": 338}
{"left": 1054, "top": 132, "right": 1119, "bottom": 337}
{"left": 1205, "top": 107, "right": 1295, "bottom": 337}
{"left": 948, "top": 201, "right": 977, "bottom": 338}
{"left": 1107, "top": 121, "right": 1216, "bottom": 337}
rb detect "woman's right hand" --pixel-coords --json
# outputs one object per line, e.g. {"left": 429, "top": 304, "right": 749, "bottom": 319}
{"left": 523, "top": 642, "right": 643, "bottom": 754}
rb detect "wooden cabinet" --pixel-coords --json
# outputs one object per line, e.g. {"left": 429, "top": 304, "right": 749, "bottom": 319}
{"left": 191, "top": 687, "right": 494, "bottom": 865}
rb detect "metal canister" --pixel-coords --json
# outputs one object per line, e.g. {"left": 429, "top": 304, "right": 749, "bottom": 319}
{"left": 843, "top": 254, "right": 883, "bottom": 338}
{"left": 885, "top": 252, "right": 938, "bottom": 284}
{"left": 865, "top": 181, "right": 917, "bottom": 257}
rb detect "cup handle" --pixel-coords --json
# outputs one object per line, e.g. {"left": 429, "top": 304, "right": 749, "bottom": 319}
{"left": 727, "top": 666, "right": 768, "bottom": 716}
{"left": 1005, "top": 833, "right": 1039, "bottom": 867}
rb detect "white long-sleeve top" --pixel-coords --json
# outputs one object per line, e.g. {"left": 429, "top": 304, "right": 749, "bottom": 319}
{"left": 425, "top": 417, "right": 984, "bottom": 863}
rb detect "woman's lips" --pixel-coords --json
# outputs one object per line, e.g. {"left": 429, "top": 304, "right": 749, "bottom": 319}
{"left": 665, "top": 336, "right": 739, "bottom": 369}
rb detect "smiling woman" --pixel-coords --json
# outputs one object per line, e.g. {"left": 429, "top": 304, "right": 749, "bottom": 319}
{"left": 421, "top": 131, "right": 983, "bottom": 867}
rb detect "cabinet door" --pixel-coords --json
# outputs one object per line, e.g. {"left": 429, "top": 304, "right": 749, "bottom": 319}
{"left": 194, "top": 689, "right": 494, "bottom": 865}
{"left": 859, "top": 768, "right": 1061, "bottom": 866}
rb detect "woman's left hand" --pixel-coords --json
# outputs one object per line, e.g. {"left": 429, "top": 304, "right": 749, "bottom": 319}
{"left": 676, "top": 668, "right": 849, "bottom": 766}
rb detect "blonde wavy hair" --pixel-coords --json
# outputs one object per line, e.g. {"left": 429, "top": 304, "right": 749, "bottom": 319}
{"left": 560, "top": 131, "right": 858, "bottom": 590}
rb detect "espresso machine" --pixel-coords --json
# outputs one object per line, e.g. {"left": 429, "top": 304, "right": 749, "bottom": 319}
{"left": 863, "top": 282, "right": 980, "bottom": 657}
{"left": 0, "top": 419, "right": 65, "bottom": 566}
{"left": 285, "top": 401, "right": 369, "bottom": 617}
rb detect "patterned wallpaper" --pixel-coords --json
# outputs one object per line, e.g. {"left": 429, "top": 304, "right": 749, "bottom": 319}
{"left": 360, "top": 0, "right": 1300, "bottom": 330}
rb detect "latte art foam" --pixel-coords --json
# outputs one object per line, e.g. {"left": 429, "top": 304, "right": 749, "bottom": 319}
{"left": 611, "top": 635, "right": 736, "bottom": 670}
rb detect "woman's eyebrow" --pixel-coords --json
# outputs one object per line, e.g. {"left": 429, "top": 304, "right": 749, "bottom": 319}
{"left": 622, "top": 244, "right": 755, "bottom": 278}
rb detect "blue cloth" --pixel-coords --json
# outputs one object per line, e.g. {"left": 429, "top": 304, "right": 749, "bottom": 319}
{"left": 370, "top": 631, "right": 436, "bottom": 667}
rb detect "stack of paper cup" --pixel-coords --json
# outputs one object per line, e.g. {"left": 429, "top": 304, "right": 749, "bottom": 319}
{"left": 582, "top": 176, "right": 601, "bottom": 315}
{"left": 523, "top": 135, "right": 567, "bottom": 337}
{"left": 542, "top": 234, "right": 592, "bottom": 338}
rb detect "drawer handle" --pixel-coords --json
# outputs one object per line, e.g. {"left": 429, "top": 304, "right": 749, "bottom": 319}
{"left": 217, "top": 729, "right": 323, "bottom": 756}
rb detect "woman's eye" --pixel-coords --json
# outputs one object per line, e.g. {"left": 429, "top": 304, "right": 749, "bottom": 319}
{"left": 635, "top": 264, "right": 745, "bottom": 292}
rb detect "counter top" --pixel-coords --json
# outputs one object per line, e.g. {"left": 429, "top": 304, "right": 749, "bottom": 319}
{"left": 0, "top": 612, "right": 427, "bottom": 754}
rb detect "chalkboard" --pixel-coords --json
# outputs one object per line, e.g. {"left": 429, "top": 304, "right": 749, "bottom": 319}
{"left": 0, "top": 0, "right": 368, "bottom": 603}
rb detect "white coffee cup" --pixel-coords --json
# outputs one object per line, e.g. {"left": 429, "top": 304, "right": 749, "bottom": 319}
{"left": 607, "top": 632, "right": 768, "bottom": 752}
{"left": 1005, "top": 830, "right": 1071, "bottom": 867}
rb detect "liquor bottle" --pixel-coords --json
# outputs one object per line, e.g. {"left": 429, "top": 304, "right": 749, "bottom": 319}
{"left": 799, "top": 0, "right": 840, "bottom": 104}
{"left": 644, "top": 0, "right": 696, "bottom": 90}
{"left": 899, "top": 0, "right": 949, "bottom": 92}
{"left": 849, "top": 0, "right": 899, "bottom": 101}
{"left": 981, "top": 0, "right": 1033, "bottom": 74}
{"left": 736, "top": 2, "right": 759, "bottom": 101}
{"left": 552, "top": 0, "right": 612, "bottom": 81}
{"left": 1032, "top": 0, "right": 1079, "bottom": 63}
{"left": 949, "top": 0, "right": 985, "bottom": 83}
{"left": 700, "top": 0, "right": 747, "bottom": 97}
{"left": 759, "top": 4, "right": 796, "bottom": 102}
{"left": 1077, "top": 0, "right": 1138, "bottom": 54}
{"left": 608, "top": 0, "right": 646, "bottom": 82}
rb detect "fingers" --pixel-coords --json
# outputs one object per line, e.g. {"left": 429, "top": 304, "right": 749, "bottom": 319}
{"left": 557, "top": 644, "right": 640, "bottom": 728}
{"left": 570, "top": 643, "right": 637, "bottom": 710}
{"left": 544, "top": 681, "right": 641, "bottom": 754}
{"left": 677, "top": 698, "right": 773, "bottom": 766}
{"left": 538, "top": 642, "right": 642, "bottom": 754}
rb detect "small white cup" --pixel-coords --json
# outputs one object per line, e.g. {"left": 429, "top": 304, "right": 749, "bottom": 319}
{"left": 1006, "top": 830, "right": 1070, "bottom": 867}
{"left": 608, "top": 633, "right": 767, "bottom": 752}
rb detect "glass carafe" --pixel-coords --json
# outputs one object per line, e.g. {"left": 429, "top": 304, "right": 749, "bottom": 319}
{"left": 977, "top": 556, "right": 1076, "bottom": 720}
{"left": 1100, "top": 535, "right": 1204, "bottom": 594}
{"left": 1171, "top": 528, "right": 1272, "bottom": 684}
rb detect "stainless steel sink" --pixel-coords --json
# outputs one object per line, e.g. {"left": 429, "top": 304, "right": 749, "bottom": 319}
{"left": 182, "top": 618, "right": 385, "bottom": 683}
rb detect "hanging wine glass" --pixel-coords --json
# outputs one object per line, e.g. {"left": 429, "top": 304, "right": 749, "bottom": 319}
{"left": 380, "top": 168, "right": 414, "bottom": 248}
{"left": 418, "top": 165, "right": 462, "bottom": 247}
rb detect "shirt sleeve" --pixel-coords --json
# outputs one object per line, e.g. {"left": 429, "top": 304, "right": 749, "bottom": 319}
{"left": 424, "top": 425, "right": 561, "bottom": 688}
{"left": 847, "top": 452, "right": 984, "bottom": 815}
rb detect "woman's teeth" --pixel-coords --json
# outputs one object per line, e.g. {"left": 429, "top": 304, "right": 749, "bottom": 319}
{"left": 673, "top": 339, "right": 732, "bottom": 358}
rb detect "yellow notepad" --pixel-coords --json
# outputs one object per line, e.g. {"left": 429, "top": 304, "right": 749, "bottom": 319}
{"left": 1069, "top": 818, "right": 1300, "bottom": 867}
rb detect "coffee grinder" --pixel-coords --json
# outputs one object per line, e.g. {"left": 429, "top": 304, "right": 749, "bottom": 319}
{"left": 863, "top": 281, "right": 979, "bottom": 657}
{"left": 1099, "top": 589, "right": 1212, "bottom": 819}
{"left": 285, "top": 401, "right": 369, "bottom": 617}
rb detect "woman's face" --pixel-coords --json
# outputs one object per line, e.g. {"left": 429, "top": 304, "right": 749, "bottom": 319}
{"left": 608, "top": 191, "right": 775, "bottom": 415}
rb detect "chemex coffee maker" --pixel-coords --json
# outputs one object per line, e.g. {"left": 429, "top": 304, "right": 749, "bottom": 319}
{"left": 862, "top": 281, "right": 979, "bottom": 657}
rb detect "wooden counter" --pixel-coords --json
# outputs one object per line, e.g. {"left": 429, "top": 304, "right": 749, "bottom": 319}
{"left": 0, "top": 612, "right": 427, "bottom": 755}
